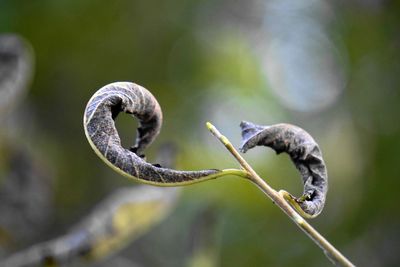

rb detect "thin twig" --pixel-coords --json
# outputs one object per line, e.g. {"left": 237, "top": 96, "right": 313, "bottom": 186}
{"left": 206, "top": 122, "right": 355, "bottom": 267}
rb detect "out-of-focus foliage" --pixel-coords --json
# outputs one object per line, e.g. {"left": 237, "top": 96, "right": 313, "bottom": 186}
{"left": 0, "top": 0, "right": 399, "bottom": 266}
{"left": 2, "top": 186, "right": 178, "bottom": 267}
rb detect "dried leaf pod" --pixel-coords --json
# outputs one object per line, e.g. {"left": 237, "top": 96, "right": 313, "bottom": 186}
{"left": 240, "top": 121, "right": 328, "bottom": 217}
{"left": 83, "top": 82, "right": 224, "bottom": 185}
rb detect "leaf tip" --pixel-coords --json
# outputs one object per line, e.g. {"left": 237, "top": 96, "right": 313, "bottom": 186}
{"left": 239, "top": 121, "right": 264, "bottom": 153}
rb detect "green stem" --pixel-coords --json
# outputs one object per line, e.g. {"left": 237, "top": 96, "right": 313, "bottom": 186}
{"left": 220, "top": 168, "right": 249, "bottom": 179}
{"left": 206, "top": 122, "right": 355, "bottom": 267}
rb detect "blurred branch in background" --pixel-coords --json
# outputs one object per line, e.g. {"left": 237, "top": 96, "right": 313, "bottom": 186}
{"left": 0, "top": 34, "right": 53, "bottom": 256}
{"left": 0, "top": 142, "right": 53, "bottom": 254}
{"left": 0, "top": 34, "right": 33, "bottom": 120}
{"left": 1, "top": 185, "right": 179, "bottom": 267}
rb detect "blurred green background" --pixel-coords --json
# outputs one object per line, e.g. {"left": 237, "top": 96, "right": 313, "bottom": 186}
{"left": 1, "top": 0, "right": 400, "bottom": 266}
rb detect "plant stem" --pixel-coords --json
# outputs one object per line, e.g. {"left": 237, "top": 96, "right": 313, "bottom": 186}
{"left": 206, "top": 122, "right": 355, "bottom": 267}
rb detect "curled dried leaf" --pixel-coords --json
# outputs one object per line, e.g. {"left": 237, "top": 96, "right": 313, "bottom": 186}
{"left": 83, "top": 82, "right": 223, "bottom": 185}
{"left": 240, "top": 121, "right": 328, "bottom": 217}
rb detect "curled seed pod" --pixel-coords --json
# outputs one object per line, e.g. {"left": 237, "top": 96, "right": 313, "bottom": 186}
{"left": 0, "top": 34, "right": 33, "bottom": 118}
{"left": 83, "top": 82, "right": 226, "bottom": 185}
{"left": 239, "top": 121, "right": 328, "bottom": 217}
